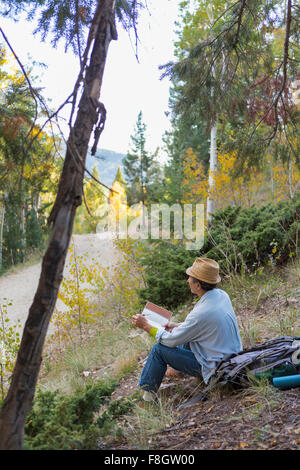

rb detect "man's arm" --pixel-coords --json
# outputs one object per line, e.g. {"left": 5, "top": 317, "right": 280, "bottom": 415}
{"left": 132, "top": 315, "right": 182, "bottom": 338}
{"left": 132, "top": 313, "right": 201, "bottom": 347}
{"left": 131, "top": 314, "right": 157, "bottom": 336}
{"left": 155, "top": 315, "right": 202, "bottom": 348}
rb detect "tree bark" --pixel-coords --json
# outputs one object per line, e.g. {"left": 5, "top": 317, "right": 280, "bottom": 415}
{"left": 0, "top": 0, "right": 117, "bottom": 450}
{"left": 206, "top": 120, "right": 217, "bottom": 224}
{"left": 206, "top": 5, "right": 218, "bottom": 225}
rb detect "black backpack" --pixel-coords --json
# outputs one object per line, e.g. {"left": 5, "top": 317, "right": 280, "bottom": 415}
{"left": 210, "top": 335, "right": 300, "bottom": 385}
{"left": 180, "top": 336, "right": 300, "bottom": 408}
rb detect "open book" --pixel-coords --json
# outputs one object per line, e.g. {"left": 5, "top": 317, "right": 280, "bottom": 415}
{"left": 141, "top": 302, "right": 172, "bottom": 329}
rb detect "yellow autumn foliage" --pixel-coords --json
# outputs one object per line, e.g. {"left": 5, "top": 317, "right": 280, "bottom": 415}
{"left": 48, "top": 236, "right": 146, "bottom": 353}
{"left": 210, "top": 152, "right": 264, "bottom": 208}
{"left": 182, "top": 147, "right": 299, "bottom": 210}
{"left": 107, "top": 179, "right": 128, "bottom": 232}
{"left": 271, "top": 158, "right": 300, "bottom": 201}
{"left": 182, "top": 147, "right": 208, "bottom": 204}
{"left": 0, "top": 301, "right": 21, "bottom": 398}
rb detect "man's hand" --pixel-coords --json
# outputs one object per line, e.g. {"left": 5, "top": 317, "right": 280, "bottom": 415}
{"left": 164, "top": 321, "right": 182, "bottom": 332}
{"left": 131, "top": 314, "right": 152, "bottom": 333}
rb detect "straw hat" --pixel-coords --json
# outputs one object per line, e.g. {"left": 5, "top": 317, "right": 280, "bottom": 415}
{"left": 186, "top": 257, "right": 221, "bottom": 284}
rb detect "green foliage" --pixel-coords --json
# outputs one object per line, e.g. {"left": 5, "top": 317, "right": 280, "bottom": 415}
{"left": 25, "top": 206, "right": 43, "bottom": 250}
{"left": 113, "top": 165, "right": 126, "bottom": 187}
{"left": 24, "top": 379, "right": 120, "bottom": 450}
{"left": 137, "top": 195, "right": 300, "bottom": 309}
{"left": 2, "top": 193, "right": 25, "bottom": 266}
{"left": 95, "top": 395, "right": 136, "bottom": 431}
{"left": 1, "top": 0, "right": 143, "bottom": 53}
{"left": 1, "top": 191, "right": 49, "bottom": 268}
{"left": 103, "top": 238, "right": 146, "bottom": 321}
{"left": 138, "top": 241, "right": 198, "bottom": 309}
{"left": 200, "top": 195, "right": 300, "bottom": 275}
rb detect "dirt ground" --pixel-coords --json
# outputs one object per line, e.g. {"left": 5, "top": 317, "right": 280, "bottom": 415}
{"left": 102, "top": 360, "right": 300, "bottom": 451}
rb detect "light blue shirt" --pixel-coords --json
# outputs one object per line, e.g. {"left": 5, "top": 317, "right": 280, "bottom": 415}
{"left": 155, "top": 289, "right": 243, "bottom": 383}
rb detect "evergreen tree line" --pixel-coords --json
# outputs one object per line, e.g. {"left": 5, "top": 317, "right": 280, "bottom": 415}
{"left": 0, "top": 48, "right": 59, "bottom": 272}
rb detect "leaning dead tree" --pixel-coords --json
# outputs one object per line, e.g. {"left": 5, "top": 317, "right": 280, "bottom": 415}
{"left": 0, "top": 0, "right": 118, "bottom": 449}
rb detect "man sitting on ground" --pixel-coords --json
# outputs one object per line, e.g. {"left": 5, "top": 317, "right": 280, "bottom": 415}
{"left": 131, "top": 257, "right": 242, "bottom": 403}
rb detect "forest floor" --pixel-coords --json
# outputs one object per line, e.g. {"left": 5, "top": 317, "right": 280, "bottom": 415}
{"left": 101, "top": 359, "right": 300, "bottom": 451}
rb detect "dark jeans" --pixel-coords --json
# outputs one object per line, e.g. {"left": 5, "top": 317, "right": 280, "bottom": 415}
{"left": 138, "top": 343, "right": 203, "bottom": 393}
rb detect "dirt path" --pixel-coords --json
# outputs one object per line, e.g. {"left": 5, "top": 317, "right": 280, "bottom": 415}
{"left": 0, "top": 233, "right": 120, "bottom": 335}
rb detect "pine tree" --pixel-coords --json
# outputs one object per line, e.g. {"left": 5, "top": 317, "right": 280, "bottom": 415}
{"left": 123, "top": 111, "right": 162, "bottom": 206}
{"left": 163, "top": 0, "right": 300, "bottom": 174}
{"left": 113, "top": 165, "right": 126, "bottom": 187}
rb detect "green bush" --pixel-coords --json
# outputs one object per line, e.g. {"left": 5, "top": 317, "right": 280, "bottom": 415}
{"left": 95, "top": 395, "right": 136, "bottom": 436}
{"left": 201, "top": 195, "right": 300, "bottom": 274}
{"left": 137, "top": 195, "right": 300, "bottom": 309}
{"left": 138, "top": 241, "right": 198, "bottom": 309}
{"left": 24, "top": 379, "right": 121, "bottom": 450}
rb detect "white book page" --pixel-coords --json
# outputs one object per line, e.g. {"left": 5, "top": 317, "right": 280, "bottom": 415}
{"left": 142, "top": 308, "right": 168, "bottom": 328}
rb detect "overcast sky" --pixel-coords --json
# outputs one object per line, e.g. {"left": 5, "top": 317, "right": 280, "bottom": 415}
{"left": 0, "top": 1, "right": 181, "bottom": 158}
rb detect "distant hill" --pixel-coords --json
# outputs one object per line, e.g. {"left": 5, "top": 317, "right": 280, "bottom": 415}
{"left": 86, "top": 148, "right": 126, "bottom": 187}
{"left": 57, "top": 143, "right": 126, "bottom": 188}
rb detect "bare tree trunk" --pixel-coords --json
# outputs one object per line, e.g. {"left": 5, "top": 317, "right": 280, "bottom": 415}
{"left": 206, "top": 5, "right": 218, "bottom": 225}
{"left": 0, "top": 0, "right": 117, "bottom": 450}
{"left": 206, "top": 120, "right": 217, "bottom": 224}
{"left": 0, "top": 203, "right": 4, "bottom": 271}
{"left": 20, "top": 203, "right": 25, "bottom": 263}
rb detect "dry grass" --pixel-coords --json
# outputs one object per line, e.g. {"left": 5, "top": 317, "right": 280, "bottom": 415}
{"left": 40, "top": 314, "right": 154, "bottom": 394}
